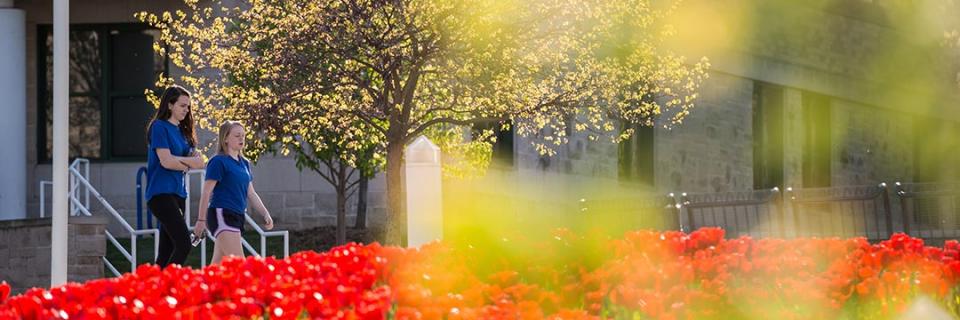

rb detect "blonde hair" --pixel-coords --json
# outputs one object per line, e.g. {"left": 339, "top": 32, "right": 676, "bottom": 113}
{"left": 216, "top": 120, "right": 245, "bottom": 155}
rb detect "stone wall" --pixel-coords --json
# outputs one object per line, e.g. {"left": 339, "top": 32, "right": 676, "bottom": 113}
{"left": 655, "top": 72, "right": 756, "bottom": 193}
{"left": 0, "top": 215, "right": 107, "bottom": 295}
{"left": 514, "top": 124, "right": 619, "bottom": 180}
{"left": 510, "top": 72, "right": 758, "bottom": 194}
{"left": 511, "top": 69, "right": 949, "bottom": 194}
{"left": 830, "top": 99, "right": 915, "bottom": 186}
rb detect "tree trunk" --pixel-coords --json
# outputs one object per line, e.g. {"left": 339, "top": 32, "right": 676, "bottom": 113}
{"left": 384, "top": 141, "right": 406, "bottom": 246}
{"left": 336, "top": 190, "right": 347, "bottom": 245}
{"left": 336, "top": 163, "right": 347, "bottom": 245}
{"left": 355, "top": 175, "right": 368, "bottom": 229}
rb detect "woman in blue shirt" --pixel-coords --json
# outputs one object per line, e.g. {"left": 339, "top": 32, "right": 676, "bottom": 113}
{"left": 193, "top": 120, "right": 273, "bottom": 264}
{"left": 146, "top": 85, "right": 205, "bottom": 268}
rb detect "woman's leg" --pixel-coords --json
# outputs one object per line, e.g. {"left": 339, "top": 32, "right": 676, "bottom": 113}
{"left": 148, "top": 195, "right": 175, "bottom": 267}
{"left": 147, "top": 194, "right": 192, "bottom": 268}
{"left": 167, "top": 196, "right": 190, "bottom": 265}
{"left": 153, "top": 222, "right": 173, "bottom": 267}
{"left": 211, "top": 231, "right": 244, "bottom": 264}
{"left": 211, "top": 238, "right": 224, "bottom": 265}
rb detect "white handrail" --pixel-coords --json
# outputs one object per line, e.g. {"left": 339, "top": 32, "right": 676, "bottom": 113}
{"left": 43, "top": 158, "right": 161, "bottom": 277}
{"left": 60, "top": 182, "right": 159, "bottom": 275}
{"left": 244, "top": 214, "right": 290, "bottom": 258}
{"left": 40, "top": 159, "right": 88, "bottom": 218}
{"left": 68, "top": 195, "right": 91, "bottom": 217}
{"left": 66, "top": 159, "right": 90, "bottom": 217}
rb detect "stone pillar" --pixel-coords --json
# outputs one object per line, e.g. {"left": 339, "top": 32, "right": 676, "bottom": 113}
{"left": 781, "top": 88, "right": 804, "bottom": 237}
{"left": 405, "top": 136, "right": 442, "bottom": 247}
{"left": 0, "top": 1, "right": 26, "bottom": 220}
{"left": 782, "top": 88, "right": 804, "bottom": 189}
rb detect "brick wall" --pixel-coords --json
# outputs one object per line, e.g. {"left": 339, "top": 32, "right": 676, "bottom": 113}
{"left": 514, "top": 125, "right": 619, "bottom": 180}
{"left": 830, "top": 100, "right": 915, "bottom": 186}
{"left": 655, "top": 72, "right": 756, "bottom": 193}
{"left": 0, "top": 215, "right": 107, "bottom": 295}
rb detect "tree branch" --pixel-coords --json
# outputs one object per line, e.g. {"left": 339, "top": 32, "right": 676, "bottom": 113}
{"left": 408, "top": 116, "right": 507, "bottom": 139}
{"left": 348, "top": 110, "right": 388, "bottom": 136}
{"left": 346, "top": 167, "right": 357, "bottom": 183}
{"left": 321, "top": 157, "right": 339, "bottom": 186}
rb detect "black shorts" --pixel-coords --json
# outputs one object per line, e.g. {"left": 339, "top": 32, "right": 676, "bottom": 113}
{"left": 207, "top": 207, "right": 245, "bottom": 237}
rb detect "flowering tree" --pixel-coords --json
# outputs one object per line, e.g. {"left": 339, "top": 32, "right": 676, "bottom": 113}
{"left": 138, "top": 0, "right": 709, "bottom": 245}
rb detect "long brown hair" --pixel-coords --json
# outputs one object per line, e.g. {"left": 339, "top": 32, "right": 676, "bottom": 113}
{"left": 147, "top": 85, "right": 198, "bottom": 147}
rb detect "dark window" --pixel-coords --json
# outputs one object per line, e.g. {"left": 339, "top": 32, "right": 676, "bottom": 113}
{"left": 618, "top": 122, "right": 654, "bottom": 185}
{"left": 472, "top": 120, "right": 514, "bottom": 168}
{"left": 912, "top": 116, "right": 949, "bottom": 183}
{"left": 752, "top": 82, "right": 784, "bottom": 190}
{"left": 38, "top": 23, "right": 167, "bottom": 162}
{"left": 802, "top": 91, "right": 831, "bottom": 187}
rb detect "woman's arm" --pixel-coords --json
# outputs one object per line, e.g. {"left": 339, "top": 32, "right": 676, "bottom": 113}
{"left": 155, "top": 148, "right": 189, "bottom": 171}
{"left": 193, "top": 179, "right": 218, "bottom": 237}
{"left": 247, "top": 182, "right": 273, "bottom": 230}
{"left": 180, "top": 150, "right": 205, "bottom": 169}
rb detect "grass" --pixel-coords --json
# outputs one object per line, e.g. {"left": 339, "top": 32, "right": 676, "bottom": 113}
{"left": 104, "top": 231, "right": 288, "bottom": 275}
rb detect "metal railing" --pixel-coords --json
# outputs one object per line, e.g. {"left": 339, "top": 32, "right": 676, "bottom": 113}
{"left": 40, "top": 159, "right": 160, "bottom": 277}
{"left": 135, "top": 167, "right": 155, "bottom": 230}
{"left": 895, "top": 181, "right": 960, "bottom": 243}
{"left": 785, "top": 183, "right": 893, "bottom": 241}
{"left": 40, "top": 158, "right": 89, "bottom": 219}
{"left": 679, "top": 187, "right": 783, "bottom": 238}
{"left": 663, "top": 184, "right": 895, "bottom": 240}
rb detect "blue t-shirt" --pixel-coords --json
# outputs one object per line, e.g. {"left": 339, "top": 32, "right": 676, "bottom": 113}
{"left": 146, "top": 120, "right": 191, "bottom": 200}
{"left": 205, "top": 154, "right": 253, "bottom": 214}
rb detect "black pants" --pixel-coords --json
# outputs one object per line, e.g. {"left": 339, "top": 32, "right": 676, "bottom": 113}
{"left": 148, "top": 194, "right": 191, "bottom": 268}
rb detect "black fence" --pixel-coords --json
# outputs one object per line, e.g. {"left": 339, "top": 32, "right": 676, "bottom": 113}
{"left": 895, "top": 182, "right": 960, "bottom": 244}
{"left": 612, "top": 182, "right": 959, "bottom": 244}
{"left": 786, "top": 184, "right": 893, "bottom": 241}
{"left": 679, "top": 188, "right": 784, "bottom": 238}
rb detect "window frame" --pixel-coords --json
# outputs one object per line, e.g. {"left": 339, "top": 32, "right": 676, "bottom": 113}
{"left": 36, "top": 23, "right": 168, "bottom": 163}
{"left": 617, "top": 121, "right": 655, "bottom": 186}
{"left": 752, "top": 81, "right": 785, "bottom": 190}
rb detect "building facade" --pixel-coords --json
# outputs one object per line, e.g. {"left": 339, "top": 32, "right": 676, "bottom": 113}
{"left": 3, "top": 0, "right": 959, "bottom": 234}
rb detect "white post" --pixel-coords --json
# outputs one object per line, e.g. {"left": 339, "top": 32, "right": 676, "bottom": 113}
{"left": 0, "top": 1, "right": 26, "bottom": 220}
{"left": 51, "top": 0, "right": 70, "bottom": 286}
{"left": 404, "top": 136, "right": 442, "bottom": 248}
